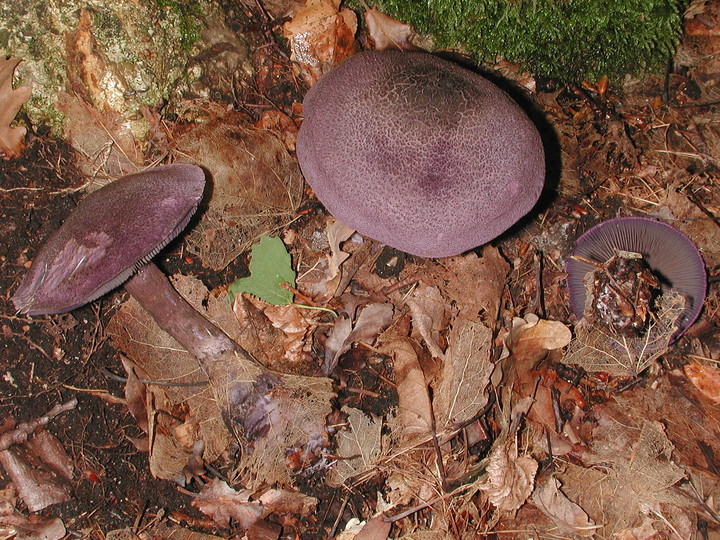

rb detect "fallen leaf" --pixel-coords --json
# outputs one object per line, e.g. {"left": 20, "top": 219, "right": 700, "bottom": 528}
{"left": 442, "top": 246, "right": 510, "bottom": 325}
{"left": 406, "top": 285, "right": 446, "bottom": 360}
{"left": 325, "top": 217, "right": 356, "bottom": 297}
{"left": 364, "top": 7, "right": 416, "bottom": 51}
{"left": 328, "top": 406, "right": 383, "bottom": 486}
{"left": 683, "top": 361, "right": 720, "bottom": 403}
{"left": 229, "top": 236, "right": 296, "bottom": 305}
{"left": 174, "top": 113, "right": 303, "bottom": 271}
{"left": 480, "top": 436, "right": 538, "bottom": 514}
{"left": 532, "top": 476, "right": 596, "bottom": 537}
{"left": 282, "top": 0, "right": 358, "bottom": 86}
{"left": 378, "top": 318, "right": 432, "bottom": 439}
{"left": 432, "top": 319, "right": 493, "bottom": 429}
{"left": 503, "top": 314, "right": 572, "bottom": 362}
{"left": 354, "top": 515, "right": 392, "bottom": 540}
{"left": 0, "top": 58, "right": 31, "bottom": 159}
{"left": 192, "top": 478, "right": 263, "bottom": 530}
{"left": 258, "top": 488, "right": 318, "bottom": 515}
{"left": 324, "top": 302, "right": 394, "bottom": 374}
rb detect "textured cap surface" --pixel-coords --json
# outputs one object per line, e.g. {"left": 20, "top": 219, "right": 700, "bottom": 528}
{"left": 12, "top": 164, "right": 206, "bottom": 315}
{"left": 296, "top": 50, "right": 545, "bottom": 257}
{"left": 566, "top": 217, "right": 707, "bottom": 336}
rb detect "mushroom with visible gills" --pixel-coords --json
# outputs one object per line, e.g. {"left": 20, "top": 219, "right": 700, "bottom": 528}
{"left": 12, "top": 164, "right": 237, "bottom": 359}
{"left": 565, "top": 217, "right": 707, "bottom": 338}
{"left": 296, "top": 50, "right": 546, "bottom": 258}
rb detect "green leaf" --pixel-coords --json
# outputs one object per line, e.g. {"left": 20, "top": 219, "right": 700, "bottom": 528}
{"left": 228, "top": 236, "right": 296, "bottom": 305}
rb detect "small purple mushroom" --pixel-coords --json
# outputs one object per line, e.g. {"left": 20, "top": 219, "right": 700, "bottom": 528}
{"left": 12, "top": 164, "right": 236, "bottom": 359}
{"left": 296, "top": 50, "right": 545, "bottom": 258}
{"left": 566, "top": 217, "right": 707, "bottom": 337}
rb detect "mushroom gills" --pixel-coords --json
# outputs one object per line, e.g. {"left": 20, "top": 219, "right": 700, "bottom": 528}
{"left": 12, "top": 164, "right": 206, "bottom": 315}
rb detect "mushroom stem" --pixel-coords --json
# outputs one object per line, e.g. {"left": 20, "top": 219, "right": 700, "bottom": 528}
{"left": 124, "top": 263, "right": 237, "bottom": 360}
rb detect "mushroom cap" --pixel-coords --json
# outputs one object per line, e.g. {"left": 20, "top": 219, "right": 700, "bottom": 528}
{"left": 12, "top": 164, "right": 206, "bottom": 315}
{"left": 566, "top": 217, "right": 707, "bottom": 336}
{"left": 296, "top": 50, "right": 545, "bottom": 258}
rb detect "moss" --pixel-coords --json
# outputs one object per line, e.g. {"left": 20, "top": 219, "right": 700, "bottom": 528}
{"left": 377, "top": 0, "right": 684, "bottom": 83}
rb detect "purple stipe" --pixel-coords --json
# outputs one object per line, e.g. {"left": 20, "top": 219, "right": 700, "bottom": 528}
{"left": 566, "top": 217, "right": 707, "bottom": 336}
{"left": 296, "top": 50, "right": 545, "bottom": 258}
{"left": 12, "top": 164, "right": 206, "bottom": 315}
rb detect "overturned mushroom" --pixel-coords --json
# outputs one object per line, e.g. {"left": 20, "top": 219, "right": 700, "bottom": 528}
{"left": 296, "top": 50, "right": 545, "bottom": 258}
{"left": 566, "top": 217, "right": 707, "bottom": 337}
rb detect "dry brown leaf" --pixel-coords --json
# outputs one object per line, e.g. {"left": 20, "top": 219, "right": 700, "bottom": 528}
{"left": 406, "top": 285, "right": 446, "bottom": 360}
{"left": 378, "top": 318, "right": 432, "bottom": 439}
{"left": 258, "top": 488, "right": 318, "bottom": 515}
{"left": 432, "top": 319, "right": 493, "bottom": 429}
{"left": 325, "top": 217, "right": 356, "bottom": 297}
{"left": 231, "top": 295, "right": 288, "bottom": 370}
{"left": 683, "top": 361, "right": 720, "bottom": 403}
{"left": 120, "top": 356, "right": 149, "bottom": 435}
{"left": 57, "top": 92, "right": 141, "bottom": 178}
{"left": 173, "top": 112, "right": 304, "bottom": 271}
{"left": 660, "top": 186, "right": 720, "bottom": 269}
{"left": 328, "top": 406, "right": 383, "bottom": 486}
{"left": 354, "top": 515, "right": 392, "bottom": 540}
{"left": 324, "top": 302, "right": 394, "bottom": 373}
{"left": 480, "top": 436, "right": 538, "bottom": 514}
{"left": 245, "top": 296, "right": 319, "bottom": 366}
{"left": 364, "top": 8, "right": 416, "bottom": 51}
{"left": 532, "top": 476, "right": 596, "bottom": 537}
{"left": 0, "top": 58, "right": 31, "bottom": 159}
{"left": 282, "top": 0, "right": 358, "bottom": 86}
{"left": 502, "top": 313, "right": 572, "bottom": 362}
{"left": 563, "top": 292, "right": 684, "bottom": 376}
{"left": 562, "top": 420, "right": 690, "bottom": 536}
{"left": 442, "top": 246, "right": 510, "bottom": 325}
{"left": 192, "top": 478, "right": 263, "bottom": 530}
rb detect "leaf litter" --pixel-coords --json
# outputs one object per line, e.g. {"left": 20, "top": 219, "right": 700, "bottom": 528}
{"left": 1, "top": 0, "right": 720, "bottom": 537}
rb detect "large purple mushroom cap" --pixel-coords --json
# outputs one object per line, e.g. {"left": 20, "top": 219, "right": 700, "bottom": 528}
{"left": 566, "top": 217, "right": 707, "bottom": 336}
{"left": 296, "top": 50, "right": 545, "bottom": 258}
{"left": 12, "top": 164, "right": 206, "bottom": 315}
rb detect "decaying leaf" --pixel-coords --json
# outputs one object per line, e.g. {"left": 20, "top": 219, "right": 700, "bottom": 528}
{"left": 441, "top": 245, "right": 510, "bottom": 325}
{"left": 532, "top": 476, "right": 596, "bottom": 537}
{"left": 564, "top": 291, "right": 685, "bottom": 376}
{"left": 192, "top": 478, "right": 263, "bottom": 530}
{"left": 364, "top": 7, "right": 416, "bottom": 51}
{"left": 240, "top": 295, "right": 320, "bottom": 368}
{"left": 562, "top": 420, "right": 690, "bottom": 536}
{"left": 432, "top": 319, "right": 493, "bottom": 429}
{"left": 282, "top": 0, "right": 358, "bottom": 86}
{"left": 324, "top": 302, "right": 394, "bottom": 374}
{"left": 325, "top": 217, "right": 356, "bottom": 297}
{"left": 378, "top": 318, "right": 432, "bottom": 439}
{"left": 57, "top": 93, "right": 141, "bottom": 178}
{"left": 174, "top": 112, "right": 304, "bottom": 271}
{"left": 0, "top": 58, "right": 31, "bottom": 159}
{"left": 684, "top": 361, "right": 720, "bottom": 403}
{"left": 480, "top": 436, "right": 538, "bottom": 514}
{"left": 107, "top": 280, "right": 230, "bottom": 479}
{"left": 328, "top": 406, "right": 383, "bottom": 486}
{"left": 501, "top": 313, "right": 572, "bottom": 363}
{"left": 406, "top": 285, "right": 446, "bottom": 360}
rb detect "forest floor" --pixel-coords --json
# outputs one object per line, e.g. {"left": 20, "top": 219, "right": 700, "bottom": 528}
{"left": 1, "top": 2, "right": 719, "bottom": 539}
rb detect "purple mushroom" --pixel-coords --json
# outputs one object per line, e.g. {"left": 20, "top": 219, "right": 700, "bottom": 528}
{"left": 12, "top": 164, "right": 236, "bottom": 359}
{"left": 566, "top": 217, "right": 707, "bottom": 337}
{"left": 296, "top": 50, "right": 545, "bottom": 258}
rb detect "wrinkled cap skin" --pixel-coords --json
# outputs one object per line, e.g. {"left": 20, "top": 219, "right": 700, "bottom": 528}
{"left": 566, "top": 217, "right": 707, "bottom": 336}
{"left": 12, "top": 164, "right": 206, "bottom": 315}
{"left": 296, "top": 50, "right": 545, "bottom": 258}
